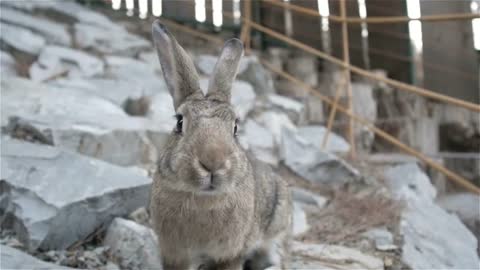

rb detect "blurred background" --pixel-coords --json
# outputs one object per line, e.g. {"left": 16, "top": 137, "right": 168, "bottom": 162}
{"left": 1, "top": 0, "right": 479, "bottom": 269}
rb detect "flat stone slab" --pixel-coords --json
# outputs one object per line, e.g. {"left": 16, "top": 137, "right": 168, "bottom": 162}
{"left": 49, "top": 76, "right": 168, "bottom": 109}
{"left": 0, "top": 138, "right": 152, "bottom": 251}
{"left": 237, "top": 119, "right": 277, "bottom": 165}
{"left": 0, "top": 22, "right": 46, "bottom": 55}
{"left": 75, "top": 23, "right": 150, "bottom": 56}
{"left": 255, "top": 111, "right": 296, "bottom": 146}
{"left": 195, "top": 54, "right": 274, "bottom": 95}
{"left": 1, "top": 77, "right": 169, "bottom": 166}
{"left": 1, "top": 50, "right": 17, "bottom": 76}
{"left": 385, "top": 164, "right": 480, "bottom": 269}
{"left": 290, "top": 241, "right": 384, "bottom": 270}
{"left": 1, "top": 245, "right": 78, "bottom": 270}
{"left": 291, "top": 187, "right": 328, "bottom": 208}
{"left": 199, "top": 78, "right": 256, "bottom": 120}
{"left": 292, "top": 203, "right": 310, "bottom": 236}
{"left": 266, "top": 94, "right": 304, "bottom": 122}
{"left": 297, "top": 125, "right": 350, "bottom": 154}
{"left": 1, "top": 0, "right": 120, "bottom": 30}
{"left": 280, "top": 128, "right": 359, "bottom": 186}
{"left": 29, "top": 46, "right": 104, "bottom": 81}
{"left": 1, "top": 7, "right": 71, "bottom": 46}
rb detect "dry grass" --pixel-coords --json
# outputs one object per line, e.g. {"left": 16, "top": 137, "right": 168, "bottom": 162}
{"left": 302, "top": 190, "right": 402, "bottom": 245}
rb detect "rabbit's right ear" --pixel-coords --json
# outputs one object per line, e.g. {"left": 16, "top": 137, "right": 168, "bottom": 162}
{"left": 152, "top": 20, "right": 203, "bottom": 110}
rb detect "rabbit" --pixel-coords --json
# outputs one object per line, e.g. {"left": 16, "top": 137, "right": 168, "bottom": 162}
{"left": 149, "top": 20, "right": 292, "bottom": 270}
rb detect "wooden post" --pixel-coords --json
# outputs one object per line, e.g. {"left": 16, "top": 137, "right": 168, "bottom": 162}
{"left": 243, "top": 20, "right": 480, "bottom": 112}
{"left": 340, "top": 0, "right": 356, "bottom": 158}
{"left": 259, "top": 59, "right": 480, "bottom": 195}
{"left": 322, "top": 74, "right": 347, "bottom": 148}
{"left": 240, "top": 0, "right": 252, "bottom": 53}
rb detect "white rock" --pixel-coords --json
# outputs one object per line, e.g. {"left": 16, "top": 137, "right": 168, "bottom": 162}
{"left": 2, "top": 1, "right": 120, "bottom": 30}
{"left": 104, "top": 56, "right": 166, "bottom": 98}
{"left": 1, "top": 245, "right": 76, "bottom": 269}
{"left": 249, "top": 148, "right": 279, "bottom": 166}
{"left": 147, "top": 92, "right": 176, "bottom": 127}
{"left": 1, "top": 7, "right": 71, "bottom": 46}
{"left": 365, "top": 153, "right": 418, "bottom": 165}
{"left": 286, "top": 53, "right": 318, "bottom": 86}
{"left": 105, "top": 56, "right": 157, "bottom": 78}
{"left": 48, "top": 56, "right": 167, "bottom": 106}
{"left": 199, "top": 78, "right": 256, "bottom": 120}
{"left": 291, "top": 187, "right": 328, "bottom": 208}
{"left": 50, "top": 77, "right": 168, "bottom": 107}
{"left": 363, "top": 228, "right": 397, "bottom": 251}
{"left": 139, "top": 51, "right": 163, "bottom": 73}
{"left": 101, "top": 262, "right": 121, "bottom": 270}
{"left": 195, "top": 54, "right": 217, "bottom": 75}
{"left": 437, "top": 193, "right": 480, "bottom": 249}
{"left": 352, "top": 82, "right": 377, "bottom": 122}
{"left": 275, "top": 78, "right": 308, "bottom": 99}
{"left": 238, "top": 56, "right": 275, "bottom": 95}
{"left": 384, "top": 164, "right": 480, "bottom": 269}
{"left": 239, "top": 120, "right": 274, "bottom": 149}
{"left": 384, "top": 163, "right": 437, "bottom": 203}
{"left": 0, "top": 138, "right": 152, "bottom": 250}
{"left": 304, "top": 94, "right": 325, "bottom": 124}
{"left": 195, "top": 54, "right": 250, "bottom": 76}
{"left": 267, "top": 94, "right": 304, "bottom": 115}
{"left": 255, "top": 111, "right": 296, "bottom": 145}
{"left": 238, "top": 120, "right": 277, "bottom": 165}
{"left": 75, "top": 23, "right": 150, "bottom": 56}
{"left": 297, "top": 125, "right": 350, "bottom": 154}
{"left": 0, "top": 50, "right": 17, "bottom": 76}
{"left": 104, "top": 218, "right": 161, "bottom": 270}
{"left": 1, "top": 77, "right": 125, "bottom": 126}
{"left": 0, "top": 0, "right": 55, "bottom": 11}
{"left": 129, "top": 207, "right": 150, "bottom": 226}
{"left": 0, "top": 22, "right": 46, "bottom": 55}
{"left": 290, "top": 241, "right": 384, "bottom": 270}
{"left": 265, "top": 47, "right": 288, "bottom": 72}
{"left": 292, "top": 203, "right": 309, "bottom": 236}
{"left": 231, "top": 81, "right": 256, "bottom": 120}
{"left": 280, "top": 128, "right": 359, "bottom": 186}
{"left": 29, "top": 46, "right": 104, "bottom": 81}
{"left": 352, "top": 82, "right": 377, "bottom": 152}
{"left": 1, "top": 77, "right": 169, "bottom": 166}
{"left": 263, "top": 94, "right": 305, "bottom": 123}
{"left": 438, "top": 193, "right": 480, "bottom": 225}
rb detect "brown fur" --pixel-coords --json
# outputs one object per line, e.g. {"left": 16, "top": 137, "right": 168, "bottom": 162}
{"left": 149, "top": 20, "right": 292, "bottom": 270}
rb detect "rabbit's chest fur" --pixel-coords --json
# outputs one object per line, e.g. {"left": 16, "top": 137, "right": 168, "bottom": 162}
{"left": 150, "top": 187, "right": 257, "bottom": 261}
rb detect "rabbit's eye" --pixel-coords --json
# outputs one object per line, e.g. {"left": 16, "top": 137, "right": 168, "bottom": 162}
{"left": 175, "top": 114, "right": 183, "bottom": 133}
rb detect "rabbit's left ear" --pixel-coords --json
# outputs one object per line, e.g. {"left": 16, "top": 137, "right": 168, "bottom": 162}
{"left": 207, "top": 38, "right": 244, "bottom": 103}
{"left": 152, "top": 20, "right": 203, "bottom": 110}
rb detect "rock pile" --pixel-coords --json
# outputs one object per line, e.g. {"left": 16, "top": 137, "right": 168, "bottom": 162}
{"left": 0, "top": 2, "right": 478, "bottom": 269}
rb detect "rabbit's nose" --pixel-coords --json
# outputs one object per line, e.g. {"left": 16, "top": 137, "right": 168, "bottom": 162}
{"left": 197, "top": 144, "right": 230, "bottom": 173}
{"left": 199, "top": 160, "right": 213, "bottom": 173}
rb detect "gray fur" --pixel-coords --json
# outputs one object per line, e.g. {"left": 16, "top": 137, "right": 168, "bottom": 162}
{"left": 207, "top": 38, "right": 244, "bottom": 103}
{"left": 150, "top": 20, "right": 292, "bottom": 270}
{"left": 152, "top": 21, "right": 203, "bottom": 109}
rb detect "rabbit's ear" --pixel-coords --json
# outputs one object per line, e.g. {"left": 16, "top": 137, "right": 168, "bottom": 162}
{"left": 207, "top": 38, "right": 244, "bottom": 103}
{"left": 152, "top": 20, "right": 203, "bottom": 110}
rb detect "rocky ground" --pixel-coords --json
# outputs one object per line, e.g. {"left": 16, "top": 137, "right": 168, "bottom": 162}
{"left": 1, "top": 1, "right": 479, "bottom": 270}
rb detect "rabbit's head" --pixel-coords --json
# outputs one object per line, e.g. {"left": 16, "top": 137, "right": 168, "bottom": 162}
{"left": 152, "top": 21, "right": 249, "bottom": 195}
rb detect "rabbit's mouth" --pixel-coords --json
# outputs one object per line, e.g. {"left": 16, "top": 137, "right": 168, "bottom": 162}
{"left": 195, "top": 174, "right": 229, "bottom": 195}
{"left": 197, "top": 186, "right": 218, "bottom": 195}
